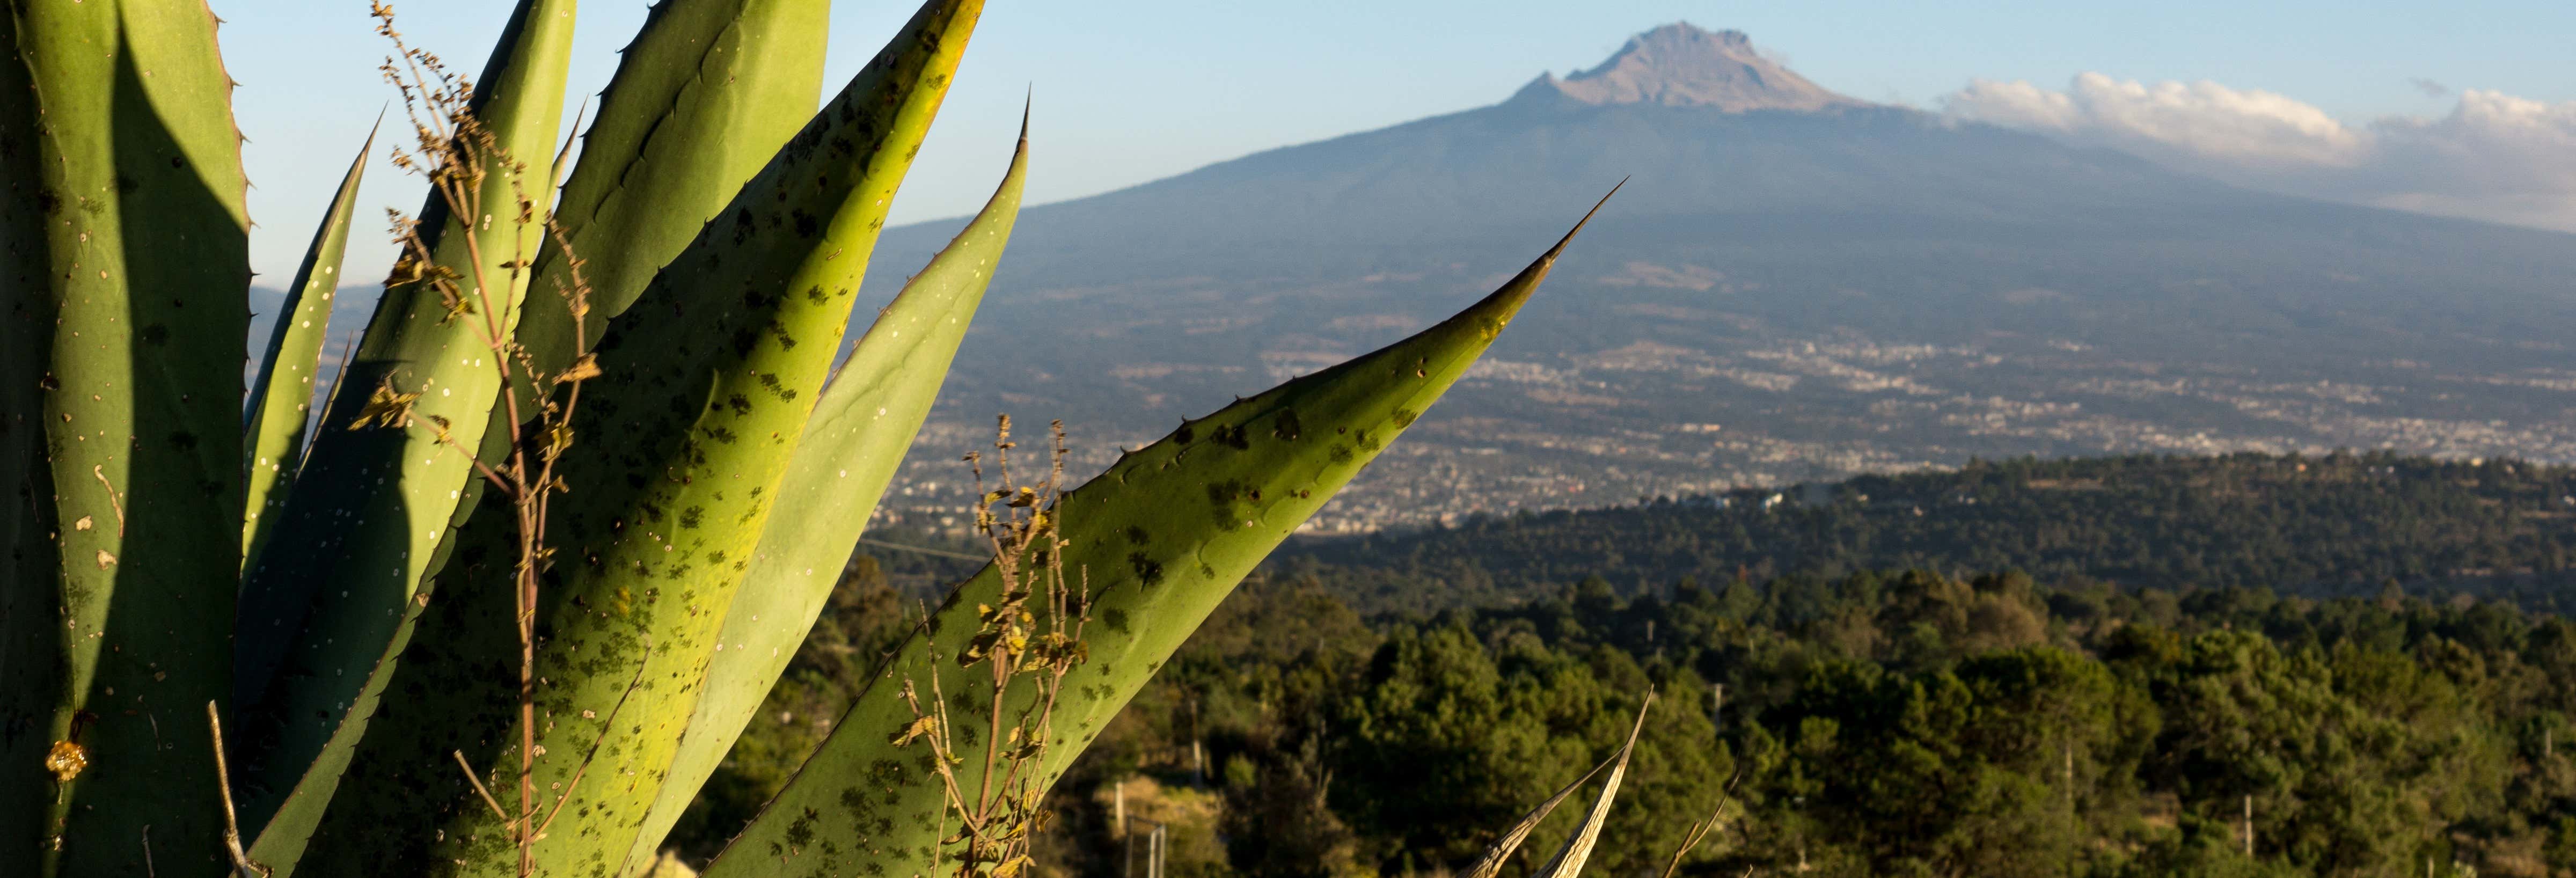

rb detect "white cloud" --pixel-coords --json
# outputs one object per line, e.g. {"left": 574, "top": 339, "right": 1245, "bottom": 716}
{"left": 1941, "top": 75, "right": 2576, "bottom": 233}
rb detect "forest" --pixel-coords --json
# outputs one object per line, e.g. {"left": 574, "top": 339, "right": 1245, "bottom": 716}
{"left": 1283, "top": 451, "right": 2576, "bottom": 613}
{"left": 664, "top": 452, "right": 2576, "bottom": 877}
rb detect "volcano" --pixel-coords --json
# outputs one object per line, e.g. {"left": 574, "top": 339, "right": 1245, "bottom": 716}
{"left": 847, "top": 23, "right": 2576, "bottom": 529}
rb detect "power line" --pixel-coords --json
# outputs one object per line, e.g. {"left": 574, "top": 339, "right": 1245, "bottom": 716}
{"left": 855, "top": 536, "right": 989, "bottom": 561}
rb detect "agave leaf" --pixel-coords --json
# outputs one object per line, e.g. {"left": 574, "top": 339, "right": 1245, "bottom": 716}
{"left": 427, "top": 0, "right": 835, "bottom": 591}
{"left": 1531, "top": 694, "right": 1654, "bottom": 878}
{"left": 242, "top": 121, "right": 375, "bottom": 561}
{"left": 623, "top": 113, "right": 1029, "bottom": 873}
{"left": 239, "top": 588, "right": 437, "bottom": 878}
{"left": 288, "top": 2, "right": 983, "bottom": 872}
{"left": 228, "top": 0, "right": 576, "bottom": 822}
{"left": 0, "top": 14, "right": 52, "bottom": 872}
{"left": 519, "top": 0, "right": 831, "bottom": 383}
{"left": 702, "top": 188, "right": 1620, "bottom": 878}
{"left": 1, "top": 2, "right": 251, "bottom": 873}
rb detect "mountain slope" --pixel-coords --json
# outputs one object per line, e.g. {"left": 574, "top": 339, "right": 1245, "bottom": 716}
{"left": 852, "top": 24, "right": 2576, "bottom": 531}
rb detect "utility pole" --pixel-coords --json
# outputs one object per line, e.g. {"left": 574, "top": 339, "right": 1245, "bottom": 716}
{"left": 1711, "top": 684, "right": 1726, "bottom": 735}
{"left": 1126, "top": 817, "right": 1164, "bottom": 878}
{"left": 1189, "top": 697, "right": 1205, "bottom": 787}
{"left": 2243, "top": 795, "right": 2254, "bottom": 858}
{"left": 1150, "top": 823, "right": 1167, "bottom": 878}
{"left": 2062, "top": 741, "right": 2074, "bottom": 812}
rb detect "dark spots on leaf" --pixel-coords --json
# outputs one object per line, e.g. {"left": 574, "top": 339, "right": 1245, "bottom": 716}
{"left": 1207, "top": 479, "right": 1250, "bottom": 531}
{"left": 785, "top": 807, "right": 819, "bottom": 848}
{"left": 1328, "top": 445, "right": 1353, "bottom": 463}
{"left": 792, "top": 209, "right": 819, "bottom": 238}
{"left": 36, "top": 191, "right": 58, "bottom": 214}
{"left": 757, "top": 371, "right": 796, "bottom": 400}
{"left": 1211, "top": 423, "right": 1249, "bottom": 450}
{"left": 1207, "top": 480, "right": 1245, "bottom": 506}
{"left": 1273, "top": 410, "right": 1302, "bottom": 441}
{"left": 1393, "top": 408, "right": 1419, "bottom": 428}
{"left": 1123, "top": 525, "right": 1150, "bottom": 546}
{"left": 1173, "top": 424, "right": 1195, "bottom": 445}
{"left": 1128, "top": 552, "right": 1163, "bottom": 588}
{"left": 679, "top": 507, "right": 704, "bottom": 529}
{"left": 168, "top": 430, "right": 197, "bottom": 451}
{"left": 1101, "top": 608, "right": 1130, "bottom": 634}
{"left": 1356, "top": 429, "right": 1382, "bottom": 452}
{"left": 727, "top": 394, "right": 752, "bottom": 416}
{"left": 804, "top": 285, "right": 829, "bottom": 305}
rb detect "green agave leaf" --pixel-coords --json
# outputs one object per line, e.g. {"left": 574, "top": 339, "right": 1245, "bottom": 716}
{"left": 250, "top": 4, "right": 836, "bottom": 801}
{"left": 520, "top": 0, "right": 832, "bottom": 385}
{"left": 1, "top": 2, "right": 251, "bottom": 874}
{"left": 429, "top": 0, "right": 835, "bottom": 592}
{"left": 704, "top": 188, "right": 1620, "bottom": 878}
{"left": 242, "top": 122, "right": 375, "bottom": 561}
{"left": 239, "top": 587, "right": 436, "bottom": 878}
{"left": 0, "top": 12, "right": 56, "bottom": 874}
{"left": 249, "top": 3, "right": 832, "bottom": 829}
{"left": 288, "top": 2, "right": 983, "bottom": 873}
{"left": 1530, "top": 696, "right": 1651, "bottom": 878}
{"left": 624, "top": 114, "right": 1029, "bottom": 873}
{"left": 229, "top": 0, "right": 576, "bottom": 822}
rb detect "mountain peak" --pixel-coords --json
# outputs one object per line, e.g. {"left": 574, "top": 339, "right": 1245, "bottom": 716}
{"left": 1514, "top": 22, "right": 1867, "bottom": 113}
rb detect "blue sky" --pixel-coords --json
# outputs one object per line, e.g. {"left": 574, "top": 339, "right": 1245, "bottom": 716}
{"left": 221, "top": 1, "right": 2576, "bottom": 283}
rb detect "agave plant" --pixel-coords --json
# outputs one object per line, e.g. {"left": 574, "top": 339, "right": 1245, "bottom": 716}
{"left": 0, "top": 2, "right": 1611, "bottom": 876}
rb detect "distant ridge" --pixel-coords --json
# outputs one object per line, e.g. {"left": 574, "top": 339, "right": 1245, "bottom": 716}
{"left": 1509, "top": 22, "right": 1868, "bottom": 112}
{"left": 847, "top": 21, "right": 2576, "bottom": 529}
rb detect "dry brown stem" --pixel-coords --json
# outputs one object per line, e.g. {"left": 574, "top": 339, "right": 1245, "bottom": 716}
{"left": 369, "top": 6, "right": 596, "bottom": 875}
{"left": 894, "top": 417, "right": 1092, "bottom": 878}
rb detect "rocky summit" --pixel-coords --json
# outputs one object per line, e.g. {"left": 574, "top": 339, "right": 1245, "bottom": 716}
{"left": 1510, "top": 22, "right": 1868, "bottom": 112}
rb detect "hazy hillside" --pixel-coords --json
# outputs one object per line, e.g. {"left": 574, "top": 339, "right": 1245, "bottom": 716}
{"left": 854, "top": 24, "right": 2576, "bottom": 530}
